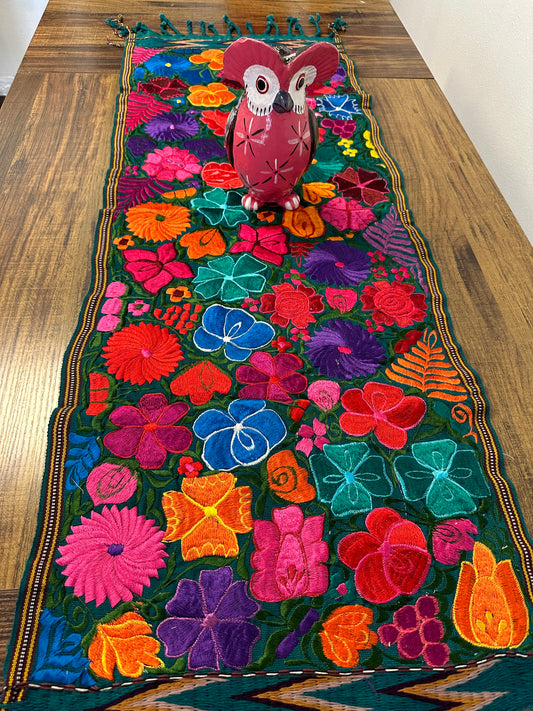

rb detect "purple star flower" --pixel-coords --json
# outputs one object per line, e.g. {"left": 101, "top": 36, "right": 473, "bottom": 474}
{"left": 157, "top": 567, "right": 261, "bottom": 670}
{"left": 144, "top": 111, "right": 199, "bottom": 142}
{"left": 305, "top": 319, "right": 385, "bottom": 380}
{"left": 303, "top": 242, "right": 370, "bottom": 287}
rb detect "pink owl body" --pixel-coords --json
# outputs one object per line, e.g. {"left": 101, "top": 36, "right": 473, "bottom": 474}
{"left": 223, "top": 37, "right": 339, "bottom": 211}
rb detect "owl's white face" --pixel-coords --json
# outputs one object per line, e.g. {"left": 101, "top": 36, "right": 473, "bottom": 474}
{"left": 243, "top": 64, "right": 317, "bottom": 117}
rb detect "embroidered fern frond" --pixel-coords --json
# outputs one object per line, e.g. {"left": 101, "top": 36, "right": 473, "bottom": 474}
{"left": 386, "top": 329, "right": 468, "bottom": 402}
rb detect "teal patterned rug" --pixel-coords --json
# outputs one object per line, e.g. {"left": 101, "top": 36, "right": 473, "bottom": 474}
{"left": 2, "top": 15, "right": 533, "bottom": 711}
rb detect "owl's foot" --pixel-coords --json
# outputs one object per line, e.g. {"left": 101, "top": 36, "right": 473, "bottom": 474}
{"left": 242, "top": 194, "right": 262, "bottom": 211}
{"left": 281, "top": 193, "right": 300, "bottom": 211}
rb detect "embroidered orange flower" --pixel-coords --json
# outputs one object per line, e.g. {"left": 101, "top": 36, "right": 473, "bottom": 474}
{"left": 103, "top": 322, "right": 184, "bottom": 385}
{"left": 320, "top": 605, "right": 377, "bottom": 668}
{"left": 88, "top": 611, "right": 163, "bottom": 680}
{"left": 188, "top": 82, "right": 236, "bottom": 107}
{"left": 452, "top": 542, "right": 529, "bottom": 648}
{"left": 113, "top": 235, "right": 135, "bottom": 250}
{"left": 302, "top": 182, "right": 336, "bottom": 204}
{"left": 282, "top": 205, "right": 325, "bottom": 239}
{"left": 180, "top": 228, "right": 226, "bottom": 259}
{"left": 126, "top": 202, "right": 191, "bottom": 242}
{"left": 189, "top": 48, "right": 224, "bottom": 71}
{"left": 266, "top": 450, "right": 316, "bottom": 503}
{"left": 162, "top": 472, "right": 253, "bottom": 561}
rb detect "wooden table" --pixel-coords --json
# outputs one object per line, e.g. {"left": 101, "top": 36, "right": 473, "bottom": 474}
{"left": 1, "top": 0, "right": 531, "bottom": 681}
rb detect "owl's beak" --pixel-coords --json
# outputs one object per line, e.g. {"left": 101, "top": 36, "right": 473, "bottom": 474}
{"left": 273, "top": 90, "right": 294, "bottom": 114}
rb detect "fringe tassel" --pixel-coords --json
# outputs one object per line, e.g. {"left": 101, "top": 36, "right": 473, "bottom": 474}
{"left": 105, "top": 14, "right": 347, "bottom": 42}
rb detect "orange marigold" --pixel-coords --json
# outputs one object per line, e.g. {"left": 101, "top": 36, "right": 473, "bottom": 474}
{"left": 162, "top": 471, "right": 252, "bottom": 561}
{"left": 126, "top": 202, "right": 191, "bottom": 242}
{"left": 188, "top": 82, "right": 236, "bottom": 107}
{"left": 102, "top": 322, "right": 184, "bottom": 385}
{"left": 320, "top": 605, "right": 377, "bottom": 668}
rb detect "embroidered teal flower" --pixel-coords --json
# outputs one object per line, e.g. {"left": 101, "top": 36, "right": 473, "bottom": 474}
{"left": 310, "top": 442, "right": 392, "bottom": 517}
{"left": 393, "top": 439, "right": 490, "bottom": 519}
{"left": 193, "top": 254, "right": 269, "bottom": 302}
{"left": 191, "top": 188, "right": 249, "bottom": 227}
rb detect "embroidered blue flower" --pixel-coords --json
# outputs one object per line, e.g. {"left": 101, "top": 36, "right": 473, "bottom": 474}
{"left": 193, "top": 304, "right": 275, "bottom": 361}
{"left": 193, "top": 254, "right": 269, "bottom": 302}
{"left": 310, "top": 442, "right": 392, "bottom": 516}
{"left": 315, "top": 95, "right": 363, "bottom": 120}
{"left": 394, "top": 439, "right": 490, "bottom": 518}
{"left": 30, "top": 610, "right": 93, "bottom": 686}
{"left": 194, "top": 400, "right": 286, "bottom": 470}
{"left": 144, "top": 53, "right": 191, "bottom": 77}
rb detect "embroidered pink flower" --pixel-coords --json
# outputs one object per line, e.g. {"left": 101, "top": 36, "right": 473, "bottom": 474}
{"left": 123, "top": 242, "right": 194, "bottom": 294}
{"left": 259, "top": 283, "right": 324, "bottom": 329}
{"left": 307, "top": 380, "right": 341, "bottom": 412}
{"left": 104, "top": 393, "right": 192, "bottom": 470}
{"left": 250, "top": 505, "right": 329, "bottom": 602}
{"left": 57, "top": 505, "right": 167, "bottom": 607}
{"left": 236, "top": 351, "right": 307, "bottom": 403}
{"left": 86, "top": 463, "right": 138, "bottom": 506}
{"left": 325, "top": 287, "right": 358, "bottom": 313}
{"left": 320, "top": 197, "right": 376, "bottom": 232}
{"left": 229, "top": 224, "right": 289, "bottom": 267}
{"left": 340, "top": 381, "right": 426, "bottom": 449}
{"left": 296, "top": 417, "right": 329, "bottom": 456}
{"left": 432, "top": 518, "right": 478, "bottom": 565}
{"left": 142, "top": 146, "right": 202, "bottom": 182}
{"left": 338, "top": 507, "right": 431, "bottom": 604}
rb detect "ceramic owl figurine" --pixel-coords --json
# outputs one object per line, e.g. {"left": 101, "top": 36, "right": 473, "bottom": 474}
{"left": 223, "top": 37, "right": 339, "bottom": 211}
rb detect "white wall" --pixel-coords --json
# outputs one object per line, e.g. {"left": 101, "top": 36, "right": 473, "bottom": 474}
{"left": 0, "top": 0, "right": 48, "bottom": 95}
{"left": 390, "top": 0, "right": 533, "bottom": 245}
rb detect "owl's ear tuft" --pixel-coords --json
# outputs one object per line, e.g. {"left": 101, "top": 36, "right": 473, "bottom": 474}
{"left": 291, "top": 42, "right": 339, "bottom": 88}
{"left": 222, "top": 37, "right": 284, "bottom": 87}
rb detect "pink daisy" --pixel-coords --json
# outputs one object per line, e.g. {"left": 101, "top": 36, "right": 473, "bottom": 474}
{"left": 56, "top": 505, "right": 167, "bottom": 607}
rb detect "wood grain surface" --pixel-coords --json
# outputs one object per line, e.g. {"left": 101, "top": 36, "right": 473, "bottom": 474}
{"left": 0, "top": 0, "right": 531, "bottom": 683}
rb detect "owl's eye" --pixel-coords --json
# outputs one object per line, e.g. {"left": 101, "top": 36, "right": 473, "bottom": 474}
{"left": 256, "top": 76, "right": 269, "bottom": 94}
{"left": 296, "top": 73, "right": 306, "bottom": 91}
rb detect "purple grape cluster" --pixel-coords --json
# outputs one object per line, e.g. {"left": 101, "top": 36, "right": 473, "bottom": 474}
{"left": 378, "top": 595, "right": 450, "bottom": 667}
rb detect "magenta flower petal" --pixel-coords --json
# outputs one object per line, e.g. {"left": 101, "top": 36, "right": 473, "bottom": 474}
{"left": 136, "top": 430, "right": 168, "bottom": 469}
{"left": 104, "top": 426, "right": 144, "bottom": 459}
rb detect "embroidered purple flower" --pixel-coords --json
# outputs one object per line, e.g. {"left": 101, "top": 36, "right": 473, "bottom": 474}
{"left": 305, "top": 320, "right": 385, "bottom": 380}
{"left": 183, "top": 137, "right": 227, "bottom": 161}
{"left": 103, "top": 393, "right": 192, "bottom": 470}
{"left": 144, "top": 111, "right": 199, "bottom": 142}
{"left": 157, "top": 566, "right": 261, "bottom": 670}
{"left": 432, "top": 518, "right": 478, "bottom": 565}
{"left": 126, "top": 135, "right": 156, "bottom": 156}
{"left": 236, "top": 351, "right": 307, "bottom": 403}
{"left": 303, "top": 242, "right": 370, "bottom": 287}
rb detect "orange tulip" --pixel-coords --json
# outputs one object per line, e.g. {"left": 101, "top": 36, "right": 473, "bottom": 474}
{"left": 266, "top": 450, "right": 316, "bottom": 503}
{"left": 320, "top": 605, "right": 377, "bottom": 668}
{"left": 282, "top": 205, "right": 325, "bottom": 239}
{"left": 452, "top": 542, "right": 529, "bottom": 648}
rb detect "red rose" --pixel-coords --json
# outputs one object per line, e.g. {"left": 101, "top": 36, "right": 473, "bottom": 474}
{"left": 259, "top": 283, "right": 324, "bottom": 329}
{"left": 338, "top": 507, "right": 431, "bottom": 604}
{"left": 361, "top": 281, "right": 427, "bottom": 327}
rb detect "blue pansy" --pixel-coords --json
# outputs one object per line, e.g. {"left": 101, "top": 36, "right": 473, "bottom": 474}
{"left": 310, "top": 442, "right": 392, "bottom": 516}
{"left": 64, "top": 433, "right": 100, "bottom": 490}
{"left": 315, "top": 95, "right": 363, "bottom": 120}
{"left": 194, "top": 400, "right": 286, "bottom": 470}
{"left": 193, "top": 304, "right": 275, "bottom": 361}
{"left": 394, "top": 439, "right": 490, "bottom": 519}
{"left": 30, "top": 610, "right": 93, "bottom": 686}
{"left": 144, "top": 53, "right": 191, "bottom": 77}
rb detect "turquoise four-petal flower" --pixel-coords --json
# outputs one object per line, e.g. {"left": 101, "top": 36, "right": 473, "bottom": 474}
{"left": 193, "top": 254, "right": 269, "bottom": 302}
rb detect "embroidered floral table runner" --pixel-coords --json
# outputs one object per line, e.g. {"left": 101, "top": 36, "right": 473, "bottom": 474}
{"left": 3, "top": 15, "right": 533, "bottom": 711}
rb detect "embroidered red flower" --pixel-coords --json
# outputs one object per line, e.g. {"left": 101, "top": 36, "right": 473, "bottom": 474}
{"left": 102, "top": 322, "right": 184, "bottom": 385}
{"left": 199, "top": 109, "right": 230, "bottom": 136}
{"left": 338, "top": 507, "right": 431, "bottom": 604}
{"left": 177, "top": 455, "right": 203, "bottom": 479}
{"left": 361, "top": 281, "right": 427, "bottom": 328}
{"left": 236, "top": 351, "right": 307, "bottom": 403}
{"left": 259, "top": 283, "right": 324, "bottom": 329}
{"left": 340, "top": 381, "right": 426, "bottom": 449}
{"left": 201, "top": 161, "right": 243, "bottom": 189}
{"left": 170, "top": 360, "right": 232, "bottom": 405}
{"left": 123, "top": 242, "right": 194, "bottom": 294}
